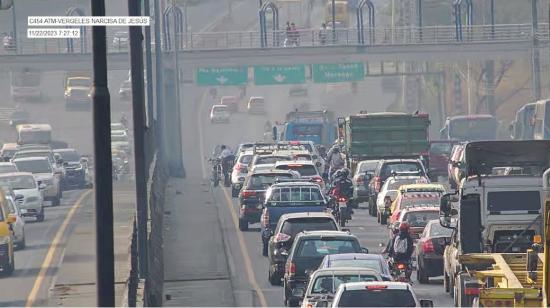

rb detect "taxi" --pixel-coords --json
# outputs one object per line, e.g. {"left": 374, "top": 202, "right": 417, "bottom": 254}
{"left": 389, "top": 184, "right": 445, "bottom": 225}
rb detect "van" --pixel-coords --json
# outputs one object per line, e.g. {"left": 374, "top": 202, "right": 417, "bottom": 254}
{"left": 247, "top": 96, "right": 266, "bottom": 115}
{"left": 16, "top": 124, "right": 52, "bottom": 145}
{"left": 0, "top": 189, "right": 16, "bottom": 276}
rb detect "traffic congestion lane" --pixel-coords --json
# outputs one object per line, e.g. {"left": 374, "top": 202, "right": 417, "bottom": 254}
{"left": 0, "top": 190, "right": 89, "bottom": 307}
{"left": 182, "top": 81, "right": 452, "bottom": 306}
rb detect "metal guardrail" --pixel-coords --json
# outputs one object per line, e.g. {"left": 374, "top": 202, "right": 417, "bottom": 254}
{"left": 0, "top": 23, "right": 548, "bottom": 55}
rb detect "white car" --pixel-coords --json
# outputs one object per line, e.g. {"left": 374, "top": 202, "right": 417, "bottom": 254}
{"left": 273, "top": 160, "right": 324, "bottom": 188}
{"left": 352, "top": 160, "right": 379, "bottom": 204}
{"left": 376, "top": 175, "right": 427, "bottom": 225}
{"left": 111, "top": 131, "right": 132, "bottom": 154}
{"left": 247, "top": 96, "right": 266, "bottom": 114}
{"left": 331, "top": 281, "right": 433, "bottom": 307}
{"left": 12, "top": 158, "right": 60, "bottom": 207}
{"left": 0, "top": 172, "right": 45, "bottom": 222}
{"left": 301, "top": 268, "right": 382, "bottom": 308}
{"left": 5, "top": 193, "right": 25, "bottom": 249}
{"left": 231, "top": 150, "right": 254, "bottom": 197}
{"left": 210, "top": 105, "right": 230, "bottom": 123}
{"left": 0, "top": 162, "right": 18, "bottom": 174}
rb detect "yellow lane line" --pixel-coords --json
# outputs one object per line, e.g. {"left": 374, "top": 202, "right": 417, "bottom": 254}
{"left": 221, "top": 187, "right": 268, "bottom": 308}
{"left": 25, "top": 190, "right": 92, "bottom": 307}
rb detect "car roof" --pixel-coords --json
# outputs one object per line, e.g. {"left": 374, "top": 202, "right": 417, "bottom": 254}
{"left": 313, "top": 267, "right": 381, "bottom": 276}
{"left": 250, "top": 169, "right": 294, "bottom": 175}
{"left": 12, "top": 156, "right": 49, "bottom": 162}
{"left": 274, "top": 160, "right": 315, "bottom": 166}
{"left": 296, "top": 230, "right": 354, "bottom": 238}
{"left": 339, "top": 281, "right": 412, "bottom": 291}
{"left": 53, "top": 148, "right": 77, "bottom": 153}
{"left": 212, "top": 104, "right": 227, "bottom": 108}
{"left": 16, "top": 149, "right": 51, "bottom": 154}
{"left": 270, "top": 181, "right": 320, "bottom": 188}
{"left": 0, "top": 172, "right": 34, "bottom": 178}
{"left": 401, "top": 206, "right": 439, "bottom": 214}
{"left": 380, "top": 159, "right": 421, "bottom": 163}
{"left": 280, "top": 212, "right": 335, "bottom": 220}
{"left": 399, "top": 183, "right": 445, "bottom": 191}
{"left": 325, "top": 253, "right": 382, "bottom": 261}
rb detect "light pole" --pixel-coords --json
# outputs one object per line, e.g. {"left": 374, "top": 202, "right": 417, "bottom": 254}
{"left": 11, "top": 0, "right": 17, "bottom": 51}
{"left": 331, "top": 0, "right": 336, "bottom": 42}
{"left": 90, "top": 0, "right": 115, "bottom": 306}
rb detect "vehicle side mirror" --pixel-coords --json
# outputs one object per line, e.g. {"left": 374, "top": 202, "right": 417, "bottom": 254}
{"left": 420, "top": 299, "right": 434, "bottom": 307}
{"left": 361, "top": 247, "right": 369, "bottom": 254}
{"left": 7, "top": 214, "right": 16, "bottom": 224}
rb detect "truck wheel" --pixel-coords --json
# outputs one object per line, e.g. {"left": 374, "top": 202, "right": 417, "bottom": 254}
{"left": 456, "top": 273, "right": 472, "bottom": 307}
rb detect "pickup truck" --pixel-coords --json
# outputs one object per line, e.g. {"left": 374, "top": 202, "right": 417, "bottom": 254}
{"left": 260, "top": 181, "right": 328, "bottom": 256}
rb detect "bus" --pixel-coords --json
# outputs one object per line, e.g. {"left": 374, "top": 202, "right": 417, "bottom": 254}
{"left": 510, "top": 102, "right": 536, "bottom": 140}
{"left": 532, "top": 99, "right": 550, "bottom": 140}
{"left": 440, "top": 114, "right": 498, "bottom": 141}
{"left": 10, "top": 68, "right": 42, "bottom": 101}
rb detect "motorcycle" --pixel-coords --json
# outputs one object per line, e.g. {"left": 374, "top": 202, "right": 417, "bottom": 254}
{"left": 209, "top": 158, "right": 222, "bottom": 187}
{"left": 389, "top": 258, "right": 413, "bottom": 282}
{"left": 328, "top": 184, "right": 352, "bottom": 227}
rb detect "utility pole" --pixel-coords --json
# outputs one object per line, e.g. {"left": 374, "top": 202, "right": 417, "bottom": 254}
{"left": 331, "top": 0, "right": 336, "bottom": 42}
{"left": 144, "top": 0, "right": 154, "bottom": 131}
{"left": 128, "top": 0, "right": 149, "bottom": 279}
{"left": 11, "top": 0, "right": 17, "bottom": 51}
{"left": 90, "top": 0, "right": 115, "bottom": 306}
{"left": 153, "top": 0, "right": 166, "bottom": 162}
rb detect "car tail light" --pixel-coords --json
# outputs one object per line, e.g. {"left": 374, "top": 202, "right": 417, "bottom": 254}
{"left": 286, "top": 262, "right": 296, "bottom": 277}
{"left": 422, "top": 240, "right": 435, "bottom": 253}
{"left": 464, "top": 287, "right": 480, "bottom": 296}
{"left": 313, "top": 176, "right": 323, "bottom": 184}
{"left": 397, "top": 263, "right": 406, "bottom": 270}
{"left": 234, "top": 163, "right": 248, "bottom": 173}
{"left": 373, "top": 176, "right": 381, "bottom": 191}
{"left": 241, "top": 191, "right": 256, "bottom": 198}
{"left": 274, "top": 233, "right": 291, "bottom": 243}
{"left": 337, "top": 197, "right": 347, "bottom": 202}
{"left": 261, "top": 208, "right": 269, "bottom": 225}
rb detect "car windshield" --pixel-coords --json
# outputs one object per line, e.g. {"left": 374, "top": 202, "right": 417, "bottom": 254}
{"left": 256, "top": 156, "right": 291, "bottom": 165}
{"left": 248, "top": 174, "right": 293, "bottom": 190}
{"left": 328, "top": 259, "right": 383, "bottom": 273}
{"left": 312, "top": 275, "right": 379, "bottom": 294}
{"left": 430, "top": 142, "right": 453, "bottom": 155}
{"left": 358, "top": 161, "right": 378, "bottom": 173}
{"left": 296, "top": 239, "right": 359, "bottom": 257}
{"left": 0, "top": 175, "right": 37, "bottom": 190}
{"left": 57, "top": 150, "right": 80, "bottom": 162}
{"left": 14, "top": 160, "right": 52, "bottom": 174}
{"left": 239, "top": 154, "right": 253, "bottom": 164}
{"left": 387, "top": 179, "right": 421, "bottom": 190}
{"left": 69, "top": 79, "right": 90, "bottom": 87}
{"left": 0, "top": 165, "right": 17, "bottom": 173}
{"left": 213, "top": 106, "right": 228, "bottom": 113}
{"left": 380, "top": 163, "right": 423, "bottom": 180}
{"left": 267, "top": 186, "right": 324, "bottom": 205}
{"left": 403, "top": 211, "right": 439, "bottom": 228}
{"left": 487, "top": 191, "right": 541, "bottom": 212}
{"left": 14, "top": 151, "right": 53, "bottom": 162}
{"left": 281, "top": 218, "right": 337, "bottom": 238}
{"left": 429, "top": 223, "right": 454, "bottom": 237}
{"left": 337, "top": 289, "right": 416, "bottom": 307}
{"left": 19, "top": 131, "right": 51, "bottom": 144}
{"left": 275, "top": 164, "right": 318, "bottom": 176}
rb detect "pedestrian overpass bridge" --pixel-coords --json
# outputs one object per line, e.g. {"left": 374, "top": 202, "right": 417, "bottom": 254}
{"left": 0, "top": 24, "right": 548, "bottom": 71}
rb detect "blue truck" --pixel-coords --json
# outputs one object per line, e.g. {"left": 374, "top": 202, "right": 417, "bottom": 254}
{"left": 281, "top": 110, "right": 337, "bottom": 146}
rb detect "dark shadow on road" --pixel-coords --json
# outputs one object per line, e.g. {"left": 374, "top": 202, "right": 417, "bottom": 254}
{"left": 0, "top": 300, "right": 27, "bottom": 307}
{"left": 10, "top": 267, "right": 42, "bottom": 278}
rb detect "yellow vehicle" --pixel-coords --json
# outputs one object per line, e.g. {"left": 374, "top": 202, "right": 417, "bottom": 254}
{"left": 325, "top": 0, "right": 349, "bottom": 28}
{"left": 389, "top": 183, "right": 446, "bottom": 214}
{"left": 0, "top": 189, "right": 16, "bottom": 276}
{"left": 16, "top": 124, "right": 52, "bottom": 145}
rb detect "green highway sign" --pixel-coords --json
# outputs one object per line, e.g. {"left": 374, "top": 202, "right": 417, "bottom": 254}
{"left": 253, "top": 65, "right": 306, "bottom": 85}
{"left": 196, "top": 67, "right": 248, "bottom": 86}
{"left": 312, "top": 63, "right": 365, "bottom": 83}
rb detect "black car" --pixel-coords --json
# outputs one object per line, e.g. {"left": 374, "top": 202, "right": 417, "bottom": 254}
{"left": 283, "top": 230, "right": 367, "bottom": 307}
{"left": 415, "top": 219, "right": 453, "bottom": 284}
{"left": 367, "top": 159, "right": 427, "bottom": 216}
{"left": 54, "top": 148, "right": 88, "bottom": 189}
{"left": 238, "top": 169, "right": 296, "bottom": 231}
{"left": 267, "top": 212, "right": 338, "bottom": 286}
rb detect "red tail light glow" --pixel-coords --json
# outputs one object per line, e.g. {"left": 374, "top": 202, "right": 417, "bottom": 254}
{"left": 397, "top": 263, "right": 406, "bottom": 270}
{"left": 366, "top": 285, "right": 388, "bottom": 290}
{"left": 374, "top": 177, "right": 381, "bottom": 191}
{"left": 337, "top": 197, "right": 347, "bottom": 202}
{"left": 313, "top": 176, "right": 323, "bottom": 183}
{"left": 422, "top": 240, "right": 435, "bottom": 253}
{"left": 241, "top": 191, "right": 256, "bottom": 198}
{"left": 464, "top": 287, "right": 480, "bottom": 296}
{"left": 274, "top": 233, "right": 291, "bottom": 243}
{"left": 286, "top": 262, "right": 296, "bottom": 277}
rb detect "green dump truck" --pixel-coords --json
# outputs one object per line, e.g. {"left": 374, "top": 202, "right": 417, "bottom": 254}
{"left": 338, "top": 112, "right": 431, "bottom": 172}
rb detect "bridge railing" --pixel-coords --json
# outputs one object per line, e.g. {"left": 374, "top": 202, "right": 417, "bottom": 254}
{"left": 0, "top": 23, "right": 548, "bottom": 55}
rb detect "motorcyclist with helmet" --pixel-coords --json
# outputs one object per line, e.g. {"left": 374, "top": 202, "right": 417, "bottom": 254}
{"left": 326, "top": 145, "right": 345, "bottom": 182}
{"left": 328, "top": 168, "right": 354, "bottom": 226}
{"left": 386, "top": 222, "right": 414, "bottom": 280}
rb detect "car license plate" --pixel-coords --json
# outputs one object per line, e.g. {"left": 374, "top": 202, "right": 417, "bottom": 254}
{"left": 338, "top": 201, "right": 347, "bottom": 208}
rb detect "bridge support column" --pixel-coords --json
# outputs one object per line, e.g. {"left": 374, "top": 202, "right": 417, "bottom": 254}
{"left": 531, "top": 0, "right": 542, "bottom": 100}
{"left": 163, "top": 67, "right": 185, "bottom": 178}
